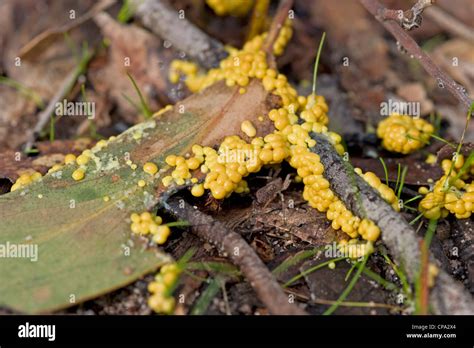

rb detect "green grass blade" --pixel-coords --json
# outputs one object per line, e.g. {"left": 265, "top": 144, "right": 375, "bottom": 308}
{"left": 379, "top": 157, "right": 389, "bottom": 185}
{"left": 272, "top": 247, "right": 323, "bottom": 276}
{"left": 284, "top": 257, "right": 346, "bottom": 288}
{"left": 323, "top": 255, "right": 368, "bottom": 315}
{"left": 311, "top": 32, "right": 326, "bottom": 97}
{"left": 191, "top": 277, "right": 221, "bottom": 315}
{"left": 126, "top": 72, "right": 152, "bottom": 119}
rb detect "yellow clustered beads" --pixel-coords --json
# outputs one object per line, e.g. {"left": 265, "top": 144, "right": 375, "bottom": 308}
{"left": 10, "top": 171, "right": 42, "bottom": 192}
{"left": 377, "top": 114, "right": 435, "bottom": 154}
{"left": 338, "top": 239, "right": 375, "bottom": 259}
{"left": 205, "top": 0, "right": 254, "bottom": 17}
{"left": 148, "top": 263, "right": 181, "bottom": 314}
{"left": 71, "top": 149, "right": 91, "bottom": 181}
{"left": 419, "top": 154, "right": 474, "bottom": 219}
{"left": 11, "top": 138, "right": 115, "bottom": 191}
{"left": 130, "top": 212, "right": 171, "bottom": 244}
{"left": 166, "top": 22, "right": 399, "bottom": 242}
{"left": 70, "top": 139, "right": 111, "bottom": 181}
{"left": 169, "top": 19, "right": 292, "bottom": 89}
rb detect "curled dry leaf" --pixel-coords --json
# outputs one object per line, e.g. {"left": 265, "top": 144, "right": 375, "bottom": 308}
{"left": 90, "top": 12, "right": 175, "bottom": 124}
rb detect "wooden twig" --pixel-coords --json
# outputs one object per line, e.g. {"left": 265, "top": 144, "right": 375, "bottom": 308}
{"left": 163, "top": 195, "right": 307, "bottom": 315}
{"left": 23, "top": 49, "right": 94, "bottom": 151}
{"left": 310, "top": 132, "right": 474, "bottom": 315}
{"left": 425, "top": 7, "right": 474, "bottom": 42}
{"left": 377, "top": 0, "right": 434, "bottom": 31}
{"left": 263, "top": 0, "right": 293, "bottom": 53}
{"left": 263, "top": 0, "right": 293, "bottom": 68}
{"left": 131, "top": 0, "right": 228, "bottom": 69}
{"left": 359, "top": 0, "right": 473, "bottom": 112}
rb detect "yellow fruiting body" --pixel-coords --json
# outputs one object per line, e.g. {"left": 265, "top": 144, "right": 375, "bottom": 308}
{"left": 153, "top": 225, "right": 171, "bottom": 245}
{"left": 241, "top": 120, "right": 257, "bottom": 137}
{"left": 76, "top": 154, "right": 90, "bottom": 166}
{"left": 129, "top": 212, "right": 172, "bottom": 244}
{"left": 425, "top": 154, "right": 437, "bottom": 164}
{"left": 206, "top": 0, "right": 254, "bottom": 17}
{"left": 191, "top": 183, "right": 205, "bottom": 197}
{"left": 377, "top": 114, "right": 434, "bottom": 154}
{"left": 147, "top": 262, "right": 181, "bottom": 314}
{"left": 138, "top": 180, "right": 146, "bottom": 187}
{"left": 64, "top": 154, "right": 77, "bottom": 165}
{"left": 10, "top": 171, "right": 43, "bottom": 192}
{"left": 418, "top": 154, "right": 474, "bottom": 219}
{"left": 143, "top": 162, "right": 158, "bottom": 176}
{"left": 163, "top": 23, "right": 399, "bottom": 242}
{"left": 72, "top": 168, "right": 85, "bottom": 181}
{"left": 47, "top": 164, "right": 63, "bottom": 174}
{"left": 338, "top": 240, "right": 374, "bottom": 259}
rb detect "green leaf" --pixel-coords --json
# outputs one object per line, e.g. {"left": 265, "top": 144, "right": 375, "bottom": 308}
{"left": 0, "top": 79, "right": 275, "bottom": 313}
{"left": 191, "top": 277, "right": 222, "bottom": 315}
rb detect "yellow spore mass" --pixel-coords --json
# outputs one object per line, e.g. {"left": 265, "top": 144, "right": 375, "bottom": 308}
{"left": 76, "top": 153, "right": 90, "bottom": 166}
{"left": 10, "top": 171, "right": 42, "bottom": 192}
{"left": 64, "top": 153, "right": 77, "bottom": 165}
{"left": 163, "top": 22, "right": 402, "bottom": 242}
{"left": 143, "top": 162, "right": 158, "bottom": 176}
{"left": 148, "top": 263, "right": 181, "bottom": 314}
{"left": 241, "top": 120, "right": 257, "bottom": 137}
{"left": 419, "top": 154, "right": 474, "bottom": 219}
{"left": 206, "top": 0, "right": 254, "bottom": 17}
{"left": 129, "top": 212, "right": 171, "bottom": 244}
{"left": 377, "top": 114, "right": 434, "bottom": 154}
{"left": 72, "top": 168, "right": 85, "bottom": 181}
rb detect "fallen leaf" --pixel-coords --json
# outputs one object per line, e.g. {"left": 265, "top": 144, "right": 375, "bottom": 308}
{"left": 0, "top": 79, "right": 278, "bottom": 313}
{"left": 90, "top": 12, "right": 175, "bottom": 124}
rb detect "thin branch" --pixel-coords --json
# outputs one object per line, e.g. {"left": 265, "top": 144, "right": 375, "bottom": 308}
{"left": 163, "top": 195, "right": 307, "bottom": 315}
{"left": 425, "top": 7, "right": 474, "bottom": 42}
{"left": 131, "top": 0, "right": 228, "bottom": 69}
{"left": 24, "top": 48, "right": 94, "bottom": 151}
{"left": 378, "top": 0, "right": 434, "bottom": 31}
{"left": 359, "top": 0, "right": 472, "bottom": 112}
{"left": 263, "top": 0, "right": 294, "bottom": 67}
{"left": 310, "top": 132, "right": 474, "bottom": 315}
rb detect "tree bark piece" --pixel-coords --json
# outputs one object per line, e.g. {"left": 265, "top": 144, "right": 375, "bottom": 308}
{"left": 311, "top": 132, "right": 474, "bottom": 315}
{"left": 163, "top": 195, "right": 307, "bottom": 315}
{"left": 132, "top": 0, "right": 228, "bottom": 69}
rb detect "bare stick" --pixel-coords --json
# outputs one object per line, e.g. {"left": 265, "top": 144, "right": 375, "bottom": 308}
{"left": 263, "top": 0, "right": 293, "bottom": 54}
{"left": 425, "top": 7, "right": 474, "bottom": 42}
{"left": 163, "top": 195, "right": 307, "bottom": 315}
{"left": 132, "top": 0, "right": 228, "bottom": 69}
{"left": 23, "top": 49, "right": 94, "bottom": 151}
{"left": 377, "top": 0, "right": 434, "bottom": 31}
{"left": 310, "top": 132, "right": 474, "bottom": 315}
{"left": 359, "top": 0, "right": 472, "bottom": 112}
